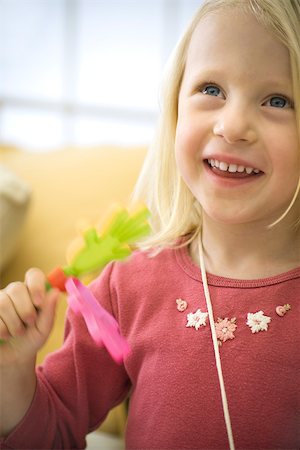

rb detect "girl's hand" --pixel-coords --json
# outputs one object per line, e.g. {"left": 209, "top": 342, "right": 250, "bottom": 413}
{"left": 0, "top": 268, "right": 59, "bottom": 365}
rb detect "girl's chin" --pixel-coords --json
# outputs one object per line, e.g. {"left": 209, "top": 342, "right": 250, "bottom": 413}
{"left": 199, "top": 203, "right": 261, "bottom": 227}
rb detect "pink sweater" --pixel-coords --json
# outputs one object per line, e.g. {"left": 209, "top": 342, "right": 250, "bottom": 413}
{"left": 1, "top": 247, "right": 300, "bottom": 449}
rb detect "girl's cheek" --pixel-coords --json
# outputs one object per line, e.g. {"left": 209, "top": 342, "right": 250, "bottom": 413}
{"left": 175, "top": 121, "right": 197, "bottom": 153}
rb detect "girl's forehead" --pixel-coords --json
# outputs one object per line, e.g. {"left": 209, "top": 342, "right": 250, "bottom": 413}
{"left": 189, "top": 8, "right": 273, "bottom": 54}
{"left": 184, "top": 8, "right": 291, "bottom": 82}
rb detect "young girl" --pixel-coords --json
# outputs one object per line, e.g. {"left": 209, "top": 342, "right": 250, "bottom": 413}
{"left": 1, "top": 0, "right": 299, "bottom": 448}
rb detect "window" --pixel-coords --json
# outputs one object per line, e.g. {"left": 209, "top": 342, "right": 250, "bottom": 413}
{"left": 0, "top": 0, "right": 201, "bottom": 151}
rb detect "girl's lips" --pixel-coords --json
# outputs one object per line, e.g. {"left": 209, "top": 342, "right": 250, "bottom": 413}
{"left": 203, "top": 160, "right": 264, "bottom": 184}
{"left": 205, "top": 157, "right": 263, "bottom": 174}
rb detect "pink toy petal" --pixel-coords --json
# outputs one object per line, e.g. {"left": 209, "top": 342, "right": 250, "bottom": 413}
{"left": 65, "top": 277, "right": 130, "bottom": 364}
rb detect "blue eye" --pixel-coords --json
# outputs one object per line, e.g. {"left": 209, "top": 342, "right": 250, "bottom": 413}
{"left": 202, "top": 85, "right": 221, "bottom": 97}
{"left": 267, "top": 96, "right": 291, "bottom": 108}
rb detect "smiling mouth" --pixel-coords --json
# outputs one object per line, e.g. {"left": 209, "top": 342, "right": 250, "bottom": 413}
{"left": 206, "top": 159, "right": 263, "bottom": 178}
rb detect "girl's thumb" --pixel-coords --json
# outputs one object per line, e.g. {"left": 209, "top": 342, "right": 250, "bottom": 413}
{"left": 36, "top": 288, "right": 60, "bottom": 338}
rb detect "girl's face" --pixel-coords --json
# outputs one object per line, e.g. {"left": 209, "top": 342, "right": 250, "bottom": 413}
{"left": 175, "top": 8, "right": 300, "bottom": 227}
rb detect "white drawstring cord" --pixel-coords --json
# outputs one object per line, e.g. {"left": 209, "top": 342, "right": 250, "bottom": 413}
{"left": 198, "top": 234, "right": 235, "bottom": 450}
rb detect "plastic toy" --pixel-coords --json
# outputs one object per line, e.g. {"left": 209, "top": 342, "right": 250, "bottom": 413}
{"left": 0, "top": 206, "right": 151, "bottom": 363}
{"left": 65, "top": 277, "right": 130, "bottom": 364}
{"left": 47, "top": 206, "right": 150, "bottom": 290}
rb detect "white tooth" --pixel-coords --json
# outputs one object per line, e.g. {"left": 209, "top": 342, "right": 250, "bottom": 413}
{"left": 219, "top": 161, "right": 228, "bottom": 171}
{"left": 228, "top": 164, "right": 238, "bottom": 173}
{"left": 237, "top": 165, "right": 245, "bottom": 173}
{"left": 246, "top": 167, "right": 254, "bottom": 174}
{"left": 211, "top": 159, "right": 215, "bottom": 167}
{"left": 214, "top": 160, "right": 220, "bottom": 168}
{"left": 254, "top": 169, "right": 260, "bottom": 174}
{"left": 208, "top": 159, "right": 211, "bottom": 165}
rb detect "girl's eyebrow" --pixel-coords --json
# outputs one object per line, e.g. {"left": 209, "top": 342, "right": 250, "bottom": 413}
{"left": 253, "top": 78, "right": 294, "bottom": 97}
{"left": 186, "top": 68, "right": 224, "bottom": 80}
{"left": 182, "top": 69, "right": 224, "bottom": 87}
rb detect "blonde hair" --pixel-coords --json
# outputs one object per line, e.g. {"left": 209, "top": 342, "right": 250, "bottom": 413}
{"left": 133, "top": 0, "right": 300, "bottom": 251}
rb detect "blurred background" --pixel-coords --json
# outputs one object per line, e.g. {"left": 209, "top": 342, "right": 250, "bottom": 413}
{"left": 0, "top": 0, "right": 202, "bottom": 152}
{"left": 0, "top": 1, "right": 204, "bottom": 445}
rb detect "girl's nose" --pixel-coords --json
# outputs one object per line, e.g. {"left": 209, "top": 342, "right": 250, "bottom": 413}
{"left": 213, "top": 102, "right": 257, "bottom": 144}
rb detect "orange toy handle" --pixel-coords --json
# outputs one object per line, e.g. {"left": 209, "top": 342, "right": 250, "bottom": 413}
{"left": 47, "top": 267, "right": 69, "bottom": 292}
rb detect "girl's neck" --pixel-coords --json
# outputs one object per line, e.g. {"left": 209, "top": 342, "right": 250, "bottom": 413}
{"left": 190, "top": 216, "right": 300, "bottom": 280}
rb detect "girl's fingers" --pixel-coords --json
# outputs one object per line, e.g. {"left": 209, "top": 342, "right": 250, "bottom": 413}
{"left": 0, "top": 268, "right": 47, "bottom": 339}
{"left": 24, "top": 268, "right": 60, "bottom": 335}
{"left": 0, "top": 268, "right": 60, "bottom": 343}
{"left": 24, "top": 267, "right": 47, "bottom": 308}
{"left": 4, "top": 282, "right": 38, "bottom": 328}
{"left": 0, "top": 316, "right": 10, "bottom": 340}
{"left": 0, "top": 288, "right": 27, "bottom": 338}
{"left": 24, "top": 268, "right": 61, "bottom": 335}
{"left": 35, "top": 288, "right": 60, "bottom": 338}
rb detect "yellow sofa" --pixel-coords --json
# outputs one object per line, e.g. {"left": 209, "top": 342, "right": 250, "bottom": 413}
{"left": 0, "top": 144, "right": 146, "bottom": 437}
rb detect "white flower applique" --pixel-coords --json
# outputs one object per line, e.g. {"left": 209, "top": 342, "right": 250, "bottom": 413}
{"left": 186, "top": 309, "right": 208, "bottom": 330}
{"left": 246, "top": 310, "right": 271, "bottom": 333}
